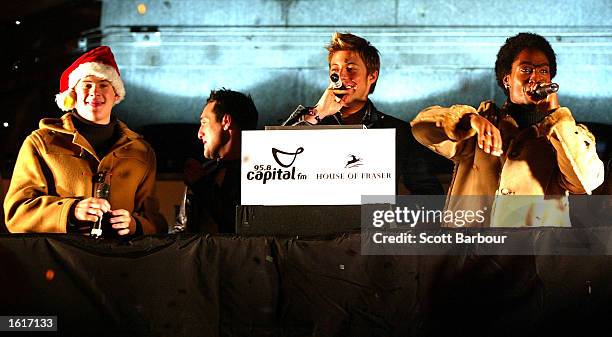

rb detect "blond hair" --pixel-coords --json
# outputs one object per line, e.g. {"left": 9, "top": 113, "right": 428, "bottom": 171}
{"left": 326, "top": 32, "right": 380, "bottom": 93}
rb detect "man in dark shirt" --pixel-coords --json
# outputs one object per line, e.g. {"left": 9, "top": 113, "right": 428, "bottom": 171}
{"left": 182, "top": 89, "right": 258, "bottom": 233}
{"left": 284, "top": 32, "right": 443, "bottom": 195}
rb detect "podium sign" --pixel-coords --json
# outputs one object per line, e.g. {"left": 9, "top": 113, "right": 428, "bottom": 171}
{"left": 241, "top": 128, "right": 395, "bottom": 205}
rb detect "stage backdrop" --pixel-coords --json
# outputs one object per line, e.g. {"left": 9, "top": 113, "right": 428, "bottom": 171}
{"left": 96, "top": 0, "right": 612, "bottom": 128}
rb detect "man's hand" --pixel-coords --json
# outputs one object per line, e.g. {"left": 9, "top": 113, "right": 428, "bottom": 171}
{"left": 305, "top": 85, "right": 354, "bottom": 123}
{"left": 469, "top": 114, "right": 503, "bottom": 156}
{"left": 74, "top": 197, "right": 111, "bottom": 222}
{"left": 109, "top": 209, "right": 136, "bottom": 236}
{"left": 534, "top": 91, "right": 560, "bottom": 113}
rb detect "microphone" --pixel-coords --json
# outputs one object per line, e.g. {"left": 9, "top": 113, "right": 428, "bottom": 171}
{"left": 330, "top": 73, "right": 346, "bottom": 98}
{"left": 330, "top": 73, "right": 343, "bottom": 89}
{"left": 529, "top": 83, "right": 559, "bottom": 100}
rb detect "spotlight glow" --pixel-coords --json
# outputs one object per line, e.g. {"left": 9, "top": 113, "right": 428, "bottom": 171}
{"left": 137, "top": 3, "right": 147, "bottom": 15}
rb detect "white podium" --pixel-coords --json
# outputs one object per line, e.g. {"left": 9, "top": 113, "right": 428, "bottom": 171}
{"left": 241, "top": 126, "right": 396, "bottom": 206}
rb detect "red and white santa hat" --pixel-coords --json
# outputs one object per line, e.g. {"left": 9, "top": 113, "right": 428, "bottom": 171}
{"left": 55, "top": 46, "right": 126, "bottom": 111}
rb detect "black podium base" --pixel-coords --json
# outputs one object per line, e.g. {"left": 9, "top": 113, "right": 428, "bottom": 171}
{"left": 235, "top": 205, "right": 362, "bottom": 236}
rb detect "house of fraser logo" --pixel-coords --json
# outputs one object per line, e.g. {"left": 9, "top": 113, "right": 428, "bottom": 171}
{"left": 345, "top": 154, "right": 363, "bottom": 168}
{"left": 315, "top": 152, "right": 391, "bottom": 181}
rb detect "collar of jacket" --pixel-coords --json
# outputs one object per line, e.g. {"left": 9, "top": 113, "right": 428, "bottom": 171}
{"left": 332, "top": 99, "right": 380, "bottom": 128}
{"left": 39, "top": 112, "right": 143, "bottom": 161}
{"left": 362, "top": 99, "right": 380, "bottom": 128}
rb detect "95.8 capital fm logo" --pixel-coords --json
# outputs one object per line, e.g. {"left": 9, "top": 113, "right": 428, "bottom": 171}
{"left": 245, "top": 147, "right": 308, "bottom": 184}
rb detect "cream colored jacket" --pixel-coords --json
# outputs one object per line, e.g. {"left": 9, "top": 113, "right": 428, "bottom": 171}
{"left": 410, "top": 101, "right": 604, "bottom": 227}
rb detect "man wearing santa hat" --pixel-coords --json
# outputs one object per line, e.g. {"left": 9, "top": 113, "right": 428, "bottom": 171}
{"left": 4, "top": 46, "right": 166, "bottom": 236}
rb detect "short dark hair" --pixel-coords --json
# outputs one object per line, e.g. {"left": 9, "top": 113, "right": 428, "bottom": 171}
{"left": 326, "top": 32, "right": 380, "bottom": 94}
{"left": 495, "top": 32, "right": 557, "bottom": 94}
{"left": 206, "top": 88, "right": 258, "bottom": 130}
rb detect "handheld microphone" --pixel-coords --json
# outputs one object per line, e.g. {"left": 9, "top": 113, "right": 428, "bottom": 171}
{"left": 529, "top": 83, "right": 559, "bottom": 100}
{"left": 330, "top": 73, "right": 346, "bottom": 98}
{"left": 330, "top": 73, "right": 343, "bottom": 89}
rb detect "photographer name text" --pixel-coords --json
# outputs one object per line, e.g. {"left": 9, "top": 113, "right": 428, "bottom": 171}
{"left": 372, "top": 232, "right": 508, "bottom": 244}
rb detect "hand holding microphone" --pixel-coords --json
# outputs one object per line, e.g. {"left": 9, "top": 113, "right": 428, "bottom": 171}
{"left": 297, "top": 73, "right": 354, "bottom": 124}
{"left": 309, "top": 73, "right": 346, "bottom": 121}
{"left": 329, "top": 73, "right": 356, "bottom": 99}
{"left": 528, "top": 82, "right": 560, "bottom": 112}
{"left": 528, "top": 83, "right": 559, "bottom": 101}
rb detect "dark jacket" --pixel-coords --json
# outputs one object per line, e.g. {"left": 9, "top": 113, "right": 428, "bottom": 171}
{"left": 185, "top": 159, "right": 241, "bottom": 233}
